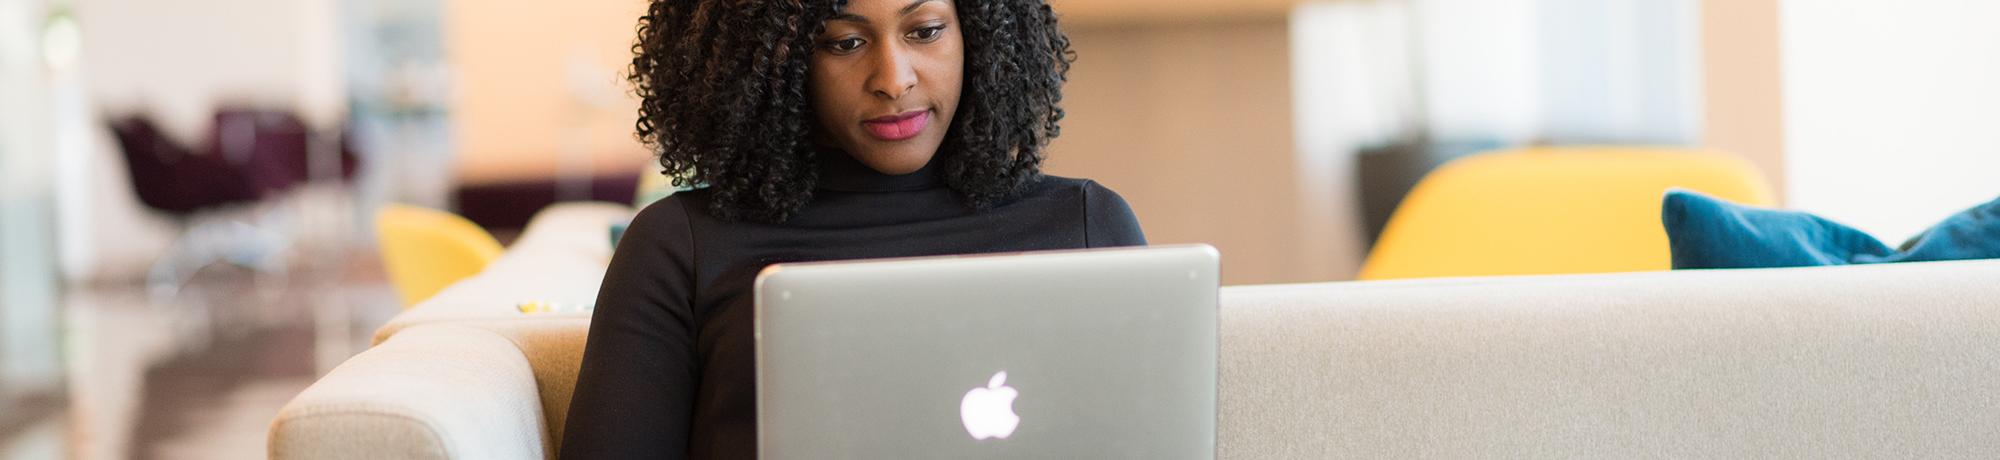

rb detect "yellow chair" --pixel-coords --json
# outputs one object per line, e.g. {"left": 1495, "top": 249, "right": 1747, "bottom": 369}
{"left": 1359, "top": 147, "right": 1776, "bottom": 280}
{"left": 376, "top": 204, "right": 505, "bottom": 308}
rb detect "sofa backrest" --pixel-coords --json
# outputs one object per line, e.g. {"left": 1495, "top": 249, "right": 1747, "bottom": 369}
{"left": 460, "top": 259, "right": 2000, "bottom": 457}
{"left": 1221, "top": 259, "right": 2000, "bottom": 457}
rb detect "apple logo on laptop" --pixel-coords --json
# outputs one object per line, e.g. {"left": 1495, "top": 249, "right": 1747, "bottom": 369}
{"left": 960, "top": 371, "right": 1020, "bottom": 440}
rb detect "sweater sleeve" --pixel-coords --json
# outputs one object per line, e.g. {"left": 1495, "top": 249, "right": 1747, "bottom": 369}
{"left": 562, "top": 197, "right": 700, "bottom": 459}
{"left": 1083, "top": 180, "right": 1148, "bottom": 248}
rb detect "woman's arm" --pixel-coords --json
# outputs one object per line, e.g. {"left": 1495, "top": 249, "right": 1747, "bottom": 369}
{"left": 562, "top": 198, "right": 701, "bottom": 459}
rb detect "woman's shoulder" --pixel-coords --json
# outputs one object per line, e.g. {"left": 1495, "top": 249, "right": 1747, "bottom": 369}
{"left": 633, "top": 187, "right": 723, "bottom": 224}
{"left": 1022, "top": 174, "right": 1089, "bottom": 193}
{"left": 1020, "top": 174, "right": 1146, "bottom": 246}
{"left": 626, "top": 189, "right": 718, "bottom": 247}
{"left": 1021, "top": 174, "right": 1130, "bottom": 209}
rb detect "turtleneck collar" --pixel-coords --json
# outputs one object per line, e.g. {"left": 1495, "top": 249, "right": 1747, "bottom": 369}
{"left": 814, "top": 148, "right": 944, "bottom": 193}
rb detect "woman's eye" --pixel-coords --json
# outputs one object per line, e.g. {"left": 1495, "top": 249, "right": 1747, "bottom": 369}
{"left": 825, "top": 37, "right": 865, "bottom": 53}
{"left": 908, "top": 25, "right": 945, "bottom": 42}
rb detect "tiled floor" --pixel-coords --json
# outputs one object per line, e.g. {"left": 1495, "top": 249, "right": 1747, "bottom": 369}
{"left": 1, "top": 252, "right": 400, "bottom": 460}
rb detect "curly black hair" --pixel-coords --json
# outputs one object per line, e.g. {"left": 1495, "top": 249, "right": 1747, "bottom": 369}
{"left": 630, "top": 0, "right": 1075, "bottom": 223}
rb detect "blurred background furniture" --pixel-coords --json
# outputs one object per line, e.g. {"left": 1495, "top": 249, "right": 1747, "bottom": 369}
{"left": 106, "top": 110, "right": 363, "bottom": 296}
{"left": 362, "top": 203, "right": 628, "bottom": 338}
{"left": 108, "top": 115, "right": 263, "bottom": 214}
{"left": 452, "top": 176, "right": 639, "bottom": 239}
{"left": 211, "top": 108, "right": 362, "bottom": 190}
{"left": 374, "top": 204, "right": 504, "bottom": 308}
{"left": 1355, "top": 138, "right": 1505, "bottom": 248}
{"left": 1358, "top": 147, "right": 1776, "bottom": 280}
{"left": 108, "top": 113, "right": 280, "bottom": 295}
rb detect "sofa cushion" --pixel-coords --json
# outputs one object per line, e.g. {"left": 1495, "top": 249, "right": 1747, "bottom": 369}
{"left": 1663, "top": 189, "right": 2000, "bottom": 269}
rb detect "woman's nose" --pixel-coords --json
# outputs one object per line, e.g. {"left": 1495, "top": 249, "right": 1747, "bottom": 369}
{"left": 867, "top": 43, "right": 919, "bottom": 100}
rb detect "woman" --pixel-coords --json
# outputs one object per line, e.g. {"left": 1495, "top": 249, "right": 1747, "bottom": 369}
{"left": 561, "top": 0, "right": 1144, "bottom": 457}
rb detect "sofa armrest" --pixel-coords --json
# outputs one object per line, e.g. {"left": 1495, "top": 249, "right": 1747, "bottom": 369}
{"left": 270, "top": 325, "right": 550, "bottom": 460}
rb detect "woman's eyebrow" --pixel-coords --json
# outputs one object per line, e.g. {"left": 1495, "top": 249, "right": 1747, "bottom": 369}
{"left": 898, "top": 0, "right": 941, "bottom": 15}
{"left": 829, "top": 13, "right": 866, "bottom": 24}
{"left": 828, "top": 0, "right": 941, "bottom": 24}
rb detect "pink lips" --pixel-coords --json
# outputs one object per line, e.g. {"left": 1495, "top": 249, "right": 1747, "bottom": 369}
{"left": 862, "top": 110, "right": 930, "bottom": 141}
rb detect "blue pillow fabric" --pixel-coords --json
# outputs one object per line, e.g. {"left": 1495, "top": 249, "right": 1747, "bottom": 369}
{"left": 1662, "top": 189, "right": 2000, "bottom": 269}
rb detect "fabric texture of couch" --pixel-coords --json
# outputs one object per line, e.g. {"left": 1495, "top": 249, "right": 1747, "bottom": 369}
{"left": 271, "top": 204, "right": 2000, "bottom": 459}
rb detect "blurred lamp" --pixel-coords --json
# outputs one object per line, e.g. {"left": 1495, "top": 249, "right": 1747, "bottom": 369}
{"left": 41, "top": 11, "right": 79, "bottom": 72}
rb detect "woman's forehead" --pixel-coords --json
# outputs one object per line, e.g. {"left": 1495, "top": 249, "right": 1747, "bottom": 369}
{"left": 833, "top": 0, "right": 951, "bottom": 18}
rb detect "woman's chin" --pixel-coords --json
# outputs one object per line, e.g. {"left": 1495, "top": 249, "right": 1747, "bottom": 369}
{"left": 850, "top": 144, "right": 939, "bottom": 175}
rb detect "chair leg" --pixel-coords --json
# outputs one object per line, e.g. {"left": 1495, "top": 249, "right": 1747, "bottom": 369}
{"left": 145, "top": 206, "right": 298, "bottom": 299}
{"left": 147, "top": 223, "right": 211, "bottom": 299}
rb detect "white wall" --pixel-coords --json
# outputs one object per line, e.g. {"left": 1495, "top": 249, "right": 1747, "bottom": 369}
{"left": 1288, "top": 2, "right": 1414, "bottom": 282}
{"left": 75, "top": 0, "right": 344, "bottom": 138}
{"left": 54, "top": 0, "right": 346, "bottom": 282}
{"left": 1, "top": 0, "right": 66, "bottom": 398}
{"left": 1536, "top": 0, "right": 1701, "bottom": 144}
{"left": 1780, "top": 0, "right": 2000, "bottom": 242}
{"left": 1411, "top": 0, "right": 1544, "bottom": 143}
{"left": 1347, "top": 0, "right": 1702, "bottom": 145}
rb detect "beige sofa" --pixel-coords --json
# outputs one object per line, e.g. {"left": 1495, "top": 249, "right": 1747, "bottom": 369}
{"left": 271, "top": 204, "right": 2000, "bottom": 458}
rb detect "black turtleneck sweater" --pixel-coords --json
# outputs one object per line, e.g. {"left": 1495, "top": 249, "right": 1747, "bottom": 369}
{"left": 560, "top": 153, "right": 1146, "bottom": 459}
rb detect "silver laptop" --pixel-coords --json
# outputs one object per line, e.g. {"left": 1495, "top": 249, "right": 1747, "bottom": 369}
{"left": 754, "top": 244, "right": 1220, "bottom": 459}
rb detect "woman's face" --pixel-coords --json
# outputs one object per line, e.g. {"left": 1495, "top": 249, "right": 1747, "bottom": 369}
{"left": 809, "top": 0, "right": 965, "bottom": 175}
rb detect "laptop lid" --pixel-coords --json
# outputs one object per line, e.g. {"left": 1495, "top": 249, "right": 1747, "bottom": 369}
{"left": 754, "top": 244, "right": 1219, "bottom": 459}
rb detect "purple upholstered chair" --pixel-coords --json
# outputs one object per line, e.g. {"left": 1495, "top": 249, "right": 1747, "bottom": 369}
{"left": 107, "top": 111, "right": 361, "bottom": 295}
{"left": 108, "top": 115, "right": 264, "bottom": 214}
